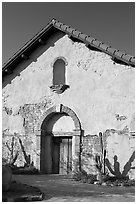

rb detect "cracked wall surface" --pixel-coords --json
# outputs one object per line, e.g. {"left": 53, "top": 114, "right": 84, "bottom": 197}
{"left": 2, "top": 32, "right": 135, "bottom": 177}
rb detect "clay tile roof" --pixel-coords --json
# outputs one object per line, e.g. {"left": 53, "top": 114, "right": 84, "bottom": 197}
{"left": 2, "top": 18, "right": 135, "bottom": 77}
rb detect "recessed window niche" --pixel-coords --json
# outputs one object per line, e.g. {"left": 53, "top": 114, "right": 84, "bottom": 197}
{"left": 50, "top": 57, "right": 69, "bottom": 94}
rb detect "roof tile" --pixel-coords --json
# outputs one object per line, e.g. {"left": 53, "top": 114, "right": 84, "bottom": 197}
{"left": 79, "top": 33, "right": 88, "bottom": 41}
{"left": 54, "top": 21, "right": 63, "bottom": 28}
{"left": 114, "top": 50, "right": 124, "bottom": 58}
{"left": 122, "top": 54, "right": 132, "bottom": 62}
{"left": 2, "top": 19, "right": 135, "bottom": 71}
{"left": 99, "top": 43, "right": 110, "bottom": 51}
{"left": 72, "top": 30, "right": 81, "bottom": 37}
{"left": 51, "top": 18, "right": 56, "bottom": 25}
{"left": 92, "top": 39, "right": 102, "bottom": 47}
{"left": 86, "top": 36, "right": 95, "bottom": 44}
{"left": 66, "top": 26, "right": 75, "bottom": 34}
{"left": 130, "top": 57, "right": 135, "bottom": 64}
{"left": 60, "top": 24, "right": 68, "bottom": 31}
{"left": 106, "top": 47, "right": 117, "bottom": 55}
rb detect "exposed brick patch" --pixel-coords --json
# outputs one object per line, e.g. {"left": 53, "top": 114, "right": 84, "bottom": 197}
{"left": 82, "top": 135, "right": 102, "bottom": 155}
{"left": 81, "top": 134, "right": 103, "bottom": 174}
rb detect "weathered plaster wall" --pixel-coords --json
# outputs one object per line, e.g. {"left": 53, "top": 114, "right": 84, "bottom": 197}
{"left": 2, "top": 32, "right": 135, "bottom": 176}
{"left": 3, "top": 34, "right": 135, "bottom": 134}
{"left": 103, "top": 129, "right": 135, "bottom": 179}
{"left": 81, "top": 134, "right": 102, "bottom": 175}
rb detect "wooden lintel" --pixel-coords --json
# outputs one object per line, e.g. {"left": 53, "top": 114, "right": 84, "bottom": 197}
{"left": 53, "top": 132, "right": 74, "bottom": 136}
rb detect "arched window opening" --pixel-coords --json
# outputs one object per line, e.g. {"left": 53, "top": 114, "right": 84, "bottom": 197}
{"left": 50, "top": 58, "right": 69, "bottom": 94}
{"left": 53, "top": 59, "right": 66, "bottom": 85}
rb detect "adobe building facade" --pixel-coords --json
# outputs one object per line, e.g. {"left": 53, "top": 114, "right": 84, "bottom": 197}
{"left": 2, "top": 19, "right": 135, "bottom": 178}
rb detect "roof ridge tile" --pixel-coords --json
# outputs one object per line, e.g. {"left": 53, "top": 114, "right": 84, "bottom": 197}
{"left": 92, "top": 39, "right": 102, "bottom": 47}
{"left": 115, "top": 50, "right": 125, "bottom": 58}
{"left": 86, "top": 36, "right": 95, "bottom": 44}
{"left": 99, "top": 43, "right": 110, "bottom": 51}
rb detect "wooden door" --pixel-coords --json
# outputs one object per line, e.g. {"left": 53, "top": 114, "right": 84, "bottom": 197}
{"left": 52, "top": 138, "right": 60, "bottom": 174}
{"left": 60, "top": 137, "right": 72, "bottom": 174}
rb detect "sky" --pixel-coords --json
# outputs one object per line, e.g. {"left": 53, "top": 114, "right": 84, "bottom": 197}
{"left": 2, "top": 2, "right": 135, "bottom": 64}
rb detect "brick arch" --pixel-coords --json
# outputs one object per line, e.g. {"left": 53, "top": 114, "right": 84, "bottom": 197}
{"left": 36, "top": 104, "right": 81, "bottom": 134}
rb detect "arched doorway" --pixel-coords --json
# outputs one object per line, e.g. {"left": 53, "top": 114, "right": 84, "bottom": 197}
{"left": 38, "top": 105, "right": 81, "bottom": 174}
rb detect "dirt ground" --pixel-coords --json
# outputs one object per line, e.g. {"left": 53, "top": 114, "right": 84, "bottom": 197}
{"left": 2, "top": 180, "right": 43, "bottom": 201}
{"left": 12, "top": 174, "right": 135, "bottom": 202}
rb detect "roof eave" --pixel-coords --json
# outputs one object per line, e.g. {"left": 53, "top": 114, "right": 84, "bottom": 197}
{"left": 2, "top": 18, "right": 135, "bottom": 75}
{"left": 2, "top": 21, "right": 54, "bottom": 71}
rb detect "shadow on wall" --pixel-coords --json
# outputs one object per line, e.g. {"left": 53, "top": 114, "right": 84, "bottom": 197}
{"left": 3, "top": 136, "right": 34, "bottom": 167}
{"left": 19, "top": 138, "right": 33, "bottom": 167}
{"left": 105, "top": 151, "right": 135, "bottom": 178}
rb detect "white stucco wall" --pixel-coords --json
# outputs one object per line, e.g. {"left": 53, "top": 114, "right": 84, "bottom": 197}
{"left": 3, "top": 33, "right": 135, "bottom": 135}
{"left": 2, "top": 32, "right": 135, "bottom": 176}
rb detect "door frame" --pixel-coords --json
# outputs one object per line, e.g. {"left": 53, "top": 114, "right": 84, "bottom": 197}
{"left": 34, "top": 104, "right": 82, "bottom": 174}
{"left": 53, "top": 136, "right": 72, "bottom": 174}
